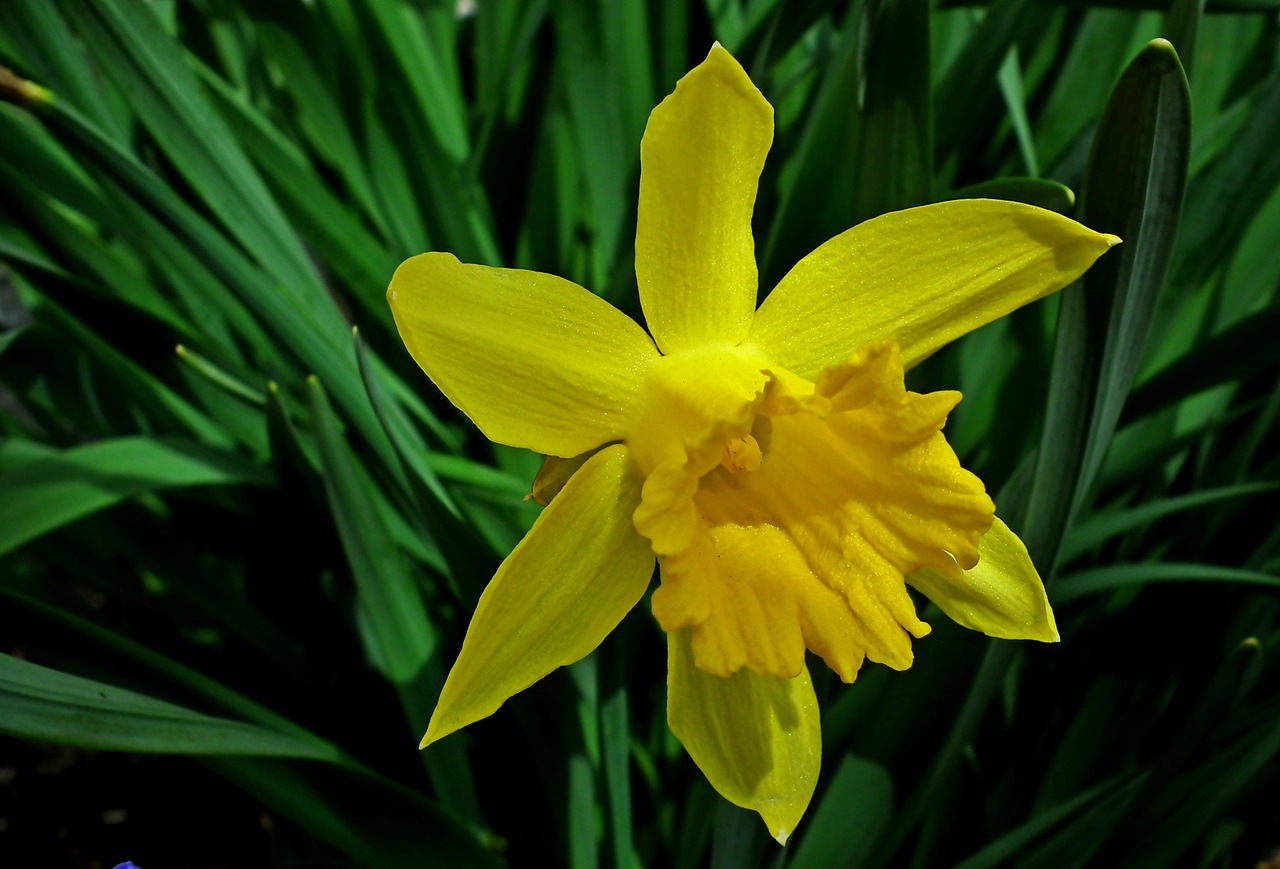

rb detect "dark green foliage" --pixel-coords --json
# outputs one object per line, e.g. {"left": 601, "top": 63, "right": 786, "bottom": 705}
{"left": 1, "top": 1, "right": 1277, "bottom": 866}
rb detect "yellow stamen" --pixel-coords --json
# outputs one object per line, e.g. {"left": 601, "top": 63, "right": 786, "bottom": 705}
{"left": 720, "top": 435, "right": 762, "bottom": 473}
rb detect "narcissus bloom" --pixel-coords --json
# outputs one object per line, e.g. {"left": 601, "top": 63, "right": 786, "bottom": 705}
{"left": 389, "top": 45, "right": 1117, "bottom": 844}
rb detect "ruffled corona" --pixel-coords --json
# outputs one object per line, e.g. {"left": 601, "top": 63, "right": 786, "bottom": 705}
{"left": 628, "top": 340, "right": 995, "bottom": 682}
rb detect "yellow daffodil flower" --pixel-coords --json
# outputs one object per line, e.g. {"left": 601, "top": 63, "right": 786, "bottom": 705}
{"left": 389, "top": 44, "right": 1118, "bottom": 844}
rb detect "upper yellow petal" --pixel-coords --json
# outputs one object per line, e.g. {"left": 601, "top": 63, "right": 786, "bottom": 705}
{"left": 422, "top": 445, "right": 654, "bottom": 747}
{"left": 747, "top": 199, "right": 1121, "bottom": 378}
{"left": 667, "top": 629, "right": 820, "bottom": 845}
{"left": 389, "top": 253, "right": 660, "bottom": 457}
{"left": 907, "top": 516, "right": 1059, "bottom": 642}
{"left": 636, "top": 43, "right": 772, "bottom": 353}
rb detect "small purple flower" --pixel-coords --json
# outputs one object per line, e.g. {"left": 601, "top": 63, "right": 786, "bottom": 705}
{"left": 112, "top": 863, "right": 140, "bottom": 869}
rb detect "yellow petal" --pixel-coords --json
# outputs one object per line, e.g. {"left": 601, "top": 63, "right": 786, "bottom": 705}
{"left": 422, "top": 445, "right": 654, "bottom": 747}
{"left": 636, "top": 43, "right": 772, "bottom": 354}
{"left": 748, "top": 200, "right": 1121, "bottom": 378}
{"left": 528, "top": 449, "right": 597, "bottom": 506}
{"left": 907, "top": 516, "right": 1060, "bottom": 642}
{"left": 389, "top": 253, "right": 660, "bottom": 457}
{"left": 667, "top": 630, "right": 820, "bottom": 845}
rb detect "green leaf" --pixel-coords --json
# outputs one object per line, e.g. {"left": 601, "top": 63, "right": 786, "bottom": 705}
{"left": 789, "top": 754, "right": 894, "bottom": 868}
{"left": 175, "top": 343, "right": 265, "bottom": 407}
{"left": 1035, "top": 9, "right": 1139, "bottom": 176}
{"left": 307, "top": 375, "right": 435, "bottom": 685}
{"left": 552, "top": 0, "right": 653, "bottom": 292}
{"left": 352, "top": 327, "right": 495, "bottom": 603}
{"left": 600, "top": 642, "right": 636, "bottom": 869}
{"left": 0, "top": 436, "right": 266, "bottom": 557}
{"left": 1010, "top": 774, "right": 1149, "bottom": 869}
{"left": 934, "top": 0, "right": 1043, "bottom": 180}
{"left": 0, "top": 0, "right": 127, "bottom": 139}
{"left": 1022, "top": 39, "right": 1190, "bottom": 569}
{"left": 197, "top": 61, "right": 399, "bottom": 327}
{"left": 1163, "top": 0, "right": 1206, "bottom": 80}
{"left": 850, "top": 0, "right": 933, "bottom": 224}
{"left": 942, "top": 177, "right": 1075, "bottom": 213}
{"left": 568, "top": 657, "right": 600, "bottom": 869}
{"left": 364, "top": 95, "right": 432, "bottom": 255}
{"left": 709, "top": 801, "right": 768, "bottom": 869}
{"left": 71, "top": 0, "right": 329, "bottom": 306}
{"left": 208, "top": 756, "right": 502, "bottom": 869}
{"left": 0, "top": 654, "right": 342, "bottom": 760}
{"left": 997, "top": 47, "right": 1038, "bottom": 176}
{"left": 1055, "top": 562, "right": 1280, "bottom": 603}
{"left": 1165, "top": 66, "right": 1280, "bottom": 314}
{"left": 952, "top": 777, "right": 1125, "bottom": 869}
{"left": 1060, "top": 482, "right": 1280, "bottom": 563}
{"left": 0, "top": 583, "right": 342, "bottom": 751}
{"left": 1075, "top": 39, "right": 1191, "bottom": 499}
{"left": 0, "top": 325, "right": 26, "bottom": 358}
{"left": 24, "top": 88, "right": 402, "bottom": 474}
{"left": 1123, "top": 302, "right": 1280, "bottom": 421}
{"left": 254, "top": 22, "right": 386, "bottom": 233}
{"left": 363, "top": 0, "right": 470, "bottom": 163}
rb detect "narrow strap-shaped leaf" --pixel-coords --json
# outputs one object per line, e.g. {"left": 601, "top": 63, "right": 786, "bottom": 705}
{"left": 850, "top": 0, "right": 933, "bottom": 225}
{"left": 568, "top": 657, "right": 601, "bottom": 869}
{"left": 600, "top": 640, "right": 636, "bottom": 869}
{"left": 0, "top": 0, "right": 127, "bottom": 138}
{"left": 363, "top": 0, "right": 469, "bottom": 162}
{"left": 352, "top": 327, "right": 497, "bottom": 605}
{"left": 761, "top": 10, "right": 862, "bottom": 283}
{"left": 307, "top": 376, "right": 436, "bottom": 685}
{"left": 997, "top": 47, "right": 1038, "bottom": 176}
{"left": 0, "top": 584, "right": 350, "bottom": 757}
{"left": 71, "top": 0, "right": 331, "bottom": 308}
{"left": 1055, "top": 562, "right": 1280, "bottom": 602}
{"left": 254, "top": 22, "right": 386, "bottom": 234}
{"left": 1009, "top": 774, "right": 1150, "bottom": 869}
{"left": 0, "top": 436, "right": 265, "bottom": 556}
{"left": 19, "top": 88, "right": 402, "bottom": 475}
{"left": 952, "top": 777, "right": 1127, "bottom": 869}
{"left": 207, "top": 756, "right": 502, "bottom": 869}
{"left": 934, "top": 0, "right": 1042, "bottom": 178}
{"left": 198, "top": 62, "right": 398, "bottom": 328}
{"left": 1035, "top": 9, "right": 1139, "bottom": 176}
{"left": 1124, "top": 289, "right": 1280, "bottom": 420}
{"left": 788, "top": 754, "right": 894, "bottom": 868}
{"left": 1163, "top": 0, "right": 1206, "bottom": 79}
{"left": 1060, "top": 482, "right": 1280, "bottom": 563}
{"left": 942, "top": 177, "right": 1075, "bottom": 214}
{"left": 1022, "top": 39, "right": 1190, "bottom": 570}
{"left": 0, "top": 654, "right": 342, "bottom": 761}
{"left": 552, "top": 0, "right": 652, "bottom": 292}
{"left": 1167, "top": 66, "right": 1280, "bottom": 304}
{"left": 1139, "top": 722, "right": 1280, "bottom": 867}
{"left": 1075, "top": 39, "right": 1191, "bottom": 506}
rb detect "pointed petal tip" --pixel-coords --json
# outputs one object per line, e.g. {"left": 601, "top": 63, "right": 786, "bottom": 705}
{"left": 1045, "top": 612, "right": 1062, "bottom": 643}
{"left": 419, "top": 718, "right": 446, "bottom": 749}
{"left": 420, "top": 708, "right": 459, "bottom": 750}
{"left": 1103, "top": 233, "right": 1123, "bottom": 248}
{"left": 771, "top": 825, "right": 791, "bottom": 846}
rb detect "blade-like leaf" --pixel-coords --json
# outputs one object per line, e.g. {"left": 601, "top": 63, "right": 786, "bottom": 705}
{"left": 0, "top": 654, "right": 342, "bottom": 761}
{"left": 0, "top": 437, "right": 266, "bottom": 556}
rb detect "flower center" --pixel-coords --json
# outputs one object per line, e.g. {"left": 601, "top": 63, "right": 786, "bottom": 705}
{"left": 629, "top": 340, "right": 997, "bottom": 684}
{"left": 720, "top": 435, "right": 762, "bottom": 473}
